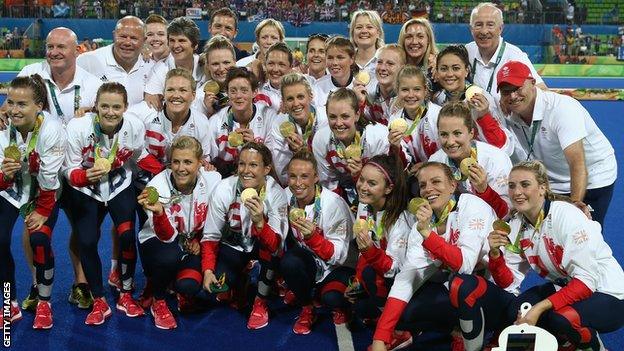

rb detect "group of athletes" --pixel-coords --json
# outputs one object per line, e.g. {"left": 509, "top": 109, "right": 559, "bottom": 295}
{"left": 1, "top": 2, "right": 623, "bottom": 350}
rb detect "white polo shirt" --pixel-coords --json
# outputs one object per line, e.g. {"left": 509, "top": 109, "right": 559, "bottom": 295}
{"left": 18, "top": 61, "right": 102, "bottom": 125}
{"left": 466, "top": 37, "right": 544, "bottom": 103}
{"left": 144, "top": 53, "right": 206, "bottom": 95}
{"left": 76, "top": 44, "right": 153, "bottom": 107}
{"left": 506, "top": 89, "right": 617, "bottom": 193}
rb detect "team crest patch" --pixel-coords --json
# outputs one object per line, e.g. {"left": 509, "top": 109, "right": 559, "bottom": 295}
{"left": 573, "top": 230, "right": 588, "bottom": 245}
{"left": 468, "top": 218, "right": 485, "bottom": 231}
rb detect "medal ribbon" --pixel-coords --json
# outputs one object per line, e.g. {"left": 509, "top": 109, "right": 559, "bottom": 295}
{"left": 448, "top": 142, "right": 478, "bottom": 181}
{"left": 289, "top": 185, "right": 322, "bottom": 225}
{"left": 430, "top": 197, "right": 456, "bottom": 228}
{"left": 93, "top": 115, "right": 120, "bottom": 165}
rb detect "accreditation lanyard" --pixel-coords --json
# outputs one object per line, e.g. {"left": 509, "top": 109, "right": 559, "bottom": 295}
{"left": 471, "top": 41, "right": 506, "bottom": 93}
{"left": 47, "top": 81, "right": 80, "bottom": 118}
{"left": 521, "top": 119, "right": 542, "bottom": 161}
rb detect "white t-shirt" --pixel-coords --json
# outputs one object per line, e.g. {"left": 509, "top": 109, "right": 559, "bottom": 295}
{"left": 18, "top": 62, "right": 102, "bottom": 125}
{"left": 76, "top": 44, "right": 153, "bottom": 107}
{"left": 466, "top": 37, "right": 544, "bottom": 104}
{"left": 144, "top": 54, "right": 206, "bottom": 95}
{"left": 505, "top": 89, "right": 617, "bottom": 193}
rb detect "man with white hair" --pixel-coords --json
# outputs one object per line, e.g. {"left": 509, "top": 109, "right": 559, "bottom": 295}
{"left": 466, "top": 2, "right": 547, "bottom": 105}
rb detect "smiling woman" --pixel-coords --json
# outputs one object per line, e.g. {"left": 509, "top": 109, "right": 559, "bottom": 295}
{"left": 0, "top": 74, "right": 65, "bottom": 329}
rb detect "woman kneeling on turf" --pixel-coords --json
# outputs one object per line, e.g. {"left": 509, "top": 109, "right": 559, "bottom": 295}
{"left": 138, "top": 136, "right": 221, "bottom": 329}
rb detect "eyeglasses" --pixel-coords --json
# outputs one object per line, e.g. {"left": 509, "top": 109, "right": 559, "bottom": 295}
{"left": 499, "top": 85, "right": 522, "bottom": 96}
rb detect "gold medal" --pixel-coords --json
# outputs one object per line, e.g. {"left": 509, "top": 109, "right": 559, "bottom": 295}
{"left": 460, "top": 157, "right": 477, "bottom": 177}
{"left": 408, "top": 197, "right": 428, "bottom": 215}
{"left": 465, "top": 85, "right": 484, "bottom": 100}
{"left": 3, "top": 145, "right": 21, "bottom": 162}
{"left": 344, "top": 144, "right": 362, "bottom": 159}
{"left": 94, "top": 158, "right": 112, "bottom": 173}
{"left": 493, "top": 219, "right": 511, "bottom": 234}
{"left": 279, "top": 121, "right": 297, "bottom": 138}
{"left": 289, "top": 208, "right": 306, "bottom": 222}
{"left": 204, "top": 80, "right": 221, "bottom": 95}
{"left": 145, "top": 186, "right": 160, "bottom": 205}
{"left": 240, "top": 188, "right": 258, "bottom": 203}
{"left": 389, "top": 118, "right": 409, "bottom": 134}
{"left": 355, "top": 71, "right": 371, "bottom": 85}
{"left": 228, "top": 132, "right": 244, "bottom": 147}
{"left": 353, "top": 218, "right": 368, "bottom": 235}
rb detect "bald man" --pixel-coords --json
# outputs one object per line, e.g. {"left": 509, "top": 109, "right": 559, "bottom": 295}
{"left": 77, "top": 16, "right": 152, "bottom": 106}
{"left": 17, "top": 27, "right": 102, "bottom": 124}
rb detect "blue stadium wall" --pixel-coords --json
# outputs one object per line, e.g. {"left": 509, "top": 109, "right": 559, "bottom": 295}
{"left": 1, "top": 18, "right": 622, "bottom": 63}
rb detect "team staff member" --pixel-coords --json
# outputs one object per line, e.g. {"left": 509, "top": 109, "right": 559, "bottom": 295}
{"left": 282, "top": 149, "right": 356, "bottom": 334}
{"left": 77, "top": 16, "right": 152, "bottom": 107}
{"left": 466, "top": 2, "right": 546, "bottom": 105}
{"left": 1, "top": 75, "right": 65, "bottom": 329}
{"left": 63, "top": 82, "right": 145, "bottom": 325}
{"left": 451, "top": 161, "right": 624, "bottom": 351}
{"left": 497, "top": 61, "right": 616, "bottom": 226}
{"left": 208, "top": 7, "right": 249, "bottom": 60}
{"left": 144, "top": 17, "right": 206, "bottom": 111}
{"left": 17, "top": 27, "right": 102, "bottom": 124}
{"left": 201, "top": 143, "right": 288, "bottom": 330}
{"left": 349, "top": 10, "right": 385, "bottom": 76}
{"left": 370, "top": 162, "right": 497, "bottom": 351}
{"left": 144, "top": 14, "right": 170, "bottom": 64}
{"left": 137, "top": 136, "right": 221, "bottom": 330}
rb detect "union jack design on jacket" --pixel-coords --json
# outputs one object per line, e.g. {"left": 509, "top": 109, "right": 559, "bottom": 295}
{"left": 62, "top": 112, "right": 145, "bottom": 202}
{"left": 490, "top": 201, "right": 624, "bottom": 312}
{"left": 0, "top": 111, "right": 65, "bottom": 217}
{"left": 207, "top": 103, "right": 277, "bottom": 176}
{"left": 372, "top": 193, "right": 496, "bottom": 344}
{"left": 138, "top": 168, "right": 221, "bottom": 245}
{"left": 126, "top": 102, "right": 212, "bottom": 172}
{"left": 388, "top": 101, "right": 441, "bottom": 164}
{"left": 286, "top": 186, "right": 357, "bottom": 282}
{"left": 200, "top": 175, "right": 288, "bottom": 272}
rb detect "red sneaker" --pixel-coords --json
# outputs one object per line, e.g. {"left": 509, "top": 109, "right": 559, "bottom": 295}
{"left": 138, "top": 280, "right": 154, "bottom": 309}
{"left": 283, "top": 290, "right": 296, "bottom": 305}
{"left": 33, "top": 300, "right": 53, "bottom": 329}
{"left": 367, "top": 331, "right": 413, "bottom": 351}
{"left": 108, "top": 269, "right": 121, "bottom": 290}
{"left": 331, "top": 308, "right": 351, "bottom": 325}
{"left": 293, "top": 305, "right": 315, "bottom": 335}
{"left": 116, "top": 292, "right": 145, "bottom": 317}
{"left": 247, "top": 297, "right": 269, "bottom": 330}
{"left": 6, "top": 301, "right": 22, "bottom": 322}
{"left": 85, "top": 297, "right": 112, "bottom": 325}
{"left": 151, "top": 299, "right": 177, "bottom": 330}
